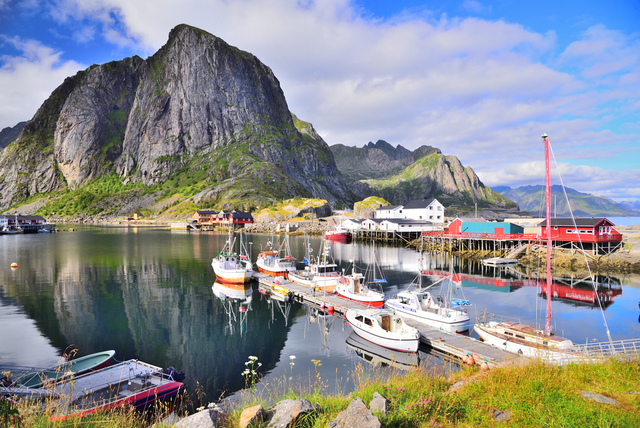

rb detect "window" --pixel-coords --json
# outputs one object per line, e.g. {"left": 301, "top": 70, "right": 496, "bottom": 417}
{"left": 566, "top": 229, "right": 575, "bottom": 234}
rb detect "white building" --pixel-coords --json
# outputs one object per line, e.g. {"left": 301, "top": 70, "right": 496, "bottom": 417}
{"left": 341, "top": 219, "right": 364, "bottom": 231}
{"left": 361, "top": 218, "right": 384, "bottom": 231}
{"left": 379, "top": 219, "right": 442, "bottom": 233}
{"left": 375, "top": 198, "right": 445, "bottom": 224}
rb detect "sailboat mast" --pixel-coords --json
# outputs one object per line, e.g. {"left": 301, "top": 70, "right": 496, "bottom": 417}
{"left": 543, "top": 133, "right": 552, "bottom": 335}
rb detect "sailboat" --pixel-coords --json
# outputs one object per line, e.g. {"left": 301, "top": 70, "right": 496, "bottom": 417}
{"left": 335, "top": 241, "right": 385, "bottom": 307}
{"left": 211, "top": 229, "right": 253, "bottom": 284}
{"left": 473, "top": 134, "right": 607, "bottom": 362}
{"left": 385, "top": 254, "right": 471, "bottom": 333}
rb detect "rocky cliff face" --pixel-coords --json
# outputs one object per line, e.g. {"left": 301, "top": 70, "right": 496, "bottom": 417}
{"left": 331, "top": 141, "right": 517, "bottom": 209}
{"left": 0, "top": 24, "right": 352, "bottom": 212}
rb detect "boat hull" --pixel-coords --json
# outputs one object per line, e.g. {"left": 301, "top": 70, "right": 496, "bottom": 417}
{"left": 385, "top": 300, "right": 470, "bottom": 333}
{"left": 346, "top": 309, "right": 419, "bottom": 353}
{"left": 14, "top": 350, "right": 116, "bottom": 388}
{"left": 288, "top": 271, "right": 339, "bottom": 292}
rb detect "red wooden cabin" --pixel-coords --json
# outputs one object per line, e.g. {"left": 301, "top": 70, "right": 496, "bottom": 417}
{"left": 538, "top": 217, "right": 623, "bottom": 254}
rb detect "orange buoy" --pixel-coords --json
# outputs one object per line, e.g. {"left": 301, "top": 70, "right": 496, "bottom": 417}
{"left": 10, "top": 263, "right": 17, "bottom": 268}
{"left": 327, "top": 305, "right": 334, "bottom": 315}
{"left": 465, "top": 353, "right": 475, "bottom": 365}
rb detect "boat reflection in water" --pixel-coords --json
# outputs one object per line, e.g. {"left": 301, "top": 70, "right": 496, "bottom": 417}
{"left": 212, "top": 281, "right": 253, "bottom": 336}
{"left": 306, "top": 306, "right": 336, "bottom": 356}
{"left": 345, "top": 331, "right": 419, "bottom": 371}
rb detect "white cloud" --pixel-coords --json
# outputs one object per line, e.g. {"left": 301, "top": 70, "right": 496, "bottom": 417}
{"left": 0, "top": 36, "right": 83, "bottom": 129}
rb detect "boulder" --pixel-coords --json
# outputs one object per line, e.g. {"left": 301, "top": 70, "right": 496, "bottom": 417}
{"left": 239, "top": 404, "right": 265, "bottom": 428}
{"left": 327, "top": 397, "right": 381, "bottom": 428}
{"left": 368, "top": 392, "right": 387, "bottom": 416}
{"left": 266, "top": 398, "right": 317, "bottom": 428}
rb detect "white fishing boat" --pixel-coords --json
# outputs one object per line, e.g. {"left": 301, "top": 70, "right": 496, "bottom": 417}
{"left": 345, "top": 308, "right": 420, "bottom": 353}
{"left": 255, "top": 232, "right": 297, "bottom": 278}
{"left": 385, "top": 257, "right": 471, "bottom": 333}
{"left": 288, "top": 235, "right": 340, "bottom": 292}
{"left": 211, "top": 229, "right": 253, "bottom": 284}
{"left": 335, "top": 242, "right": 385, "bottom": 307}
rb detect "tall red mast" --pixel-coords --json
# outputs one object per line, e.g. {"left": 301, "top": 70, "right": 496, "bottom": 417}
{"left": 543, "top": 133, "right": 552, "bottom": 335}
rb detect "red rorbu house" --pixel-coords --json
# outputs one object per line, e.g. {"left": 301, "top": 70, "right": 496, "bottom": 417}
{"left": 193, "top": 210, "right": 218, "bottom": 224}
{"left": 538, "top": 217, "right": 623, "bottom": 255}
{"left": 192, "top": 210, "right": 253, "bottom": 228}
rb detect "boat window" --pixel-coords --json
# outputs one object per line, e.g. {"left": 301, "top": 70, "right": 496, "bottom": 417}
{"left": 505, "top": 332, "right": 513, "bottom": 336}
{"left": 516, "top": 335, "right": 525, "bottom": 339}
{"left": 365, "top": 318, "right": 373, "bottom": 326}
{"left": 356, "top": 315, "right": 363, "bottom": 322}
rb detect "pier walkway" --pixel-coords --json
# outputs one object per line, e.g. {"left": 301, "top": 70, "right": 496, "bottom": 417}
{"left": 254, "top": 273, "right": 520, "bottom": 368}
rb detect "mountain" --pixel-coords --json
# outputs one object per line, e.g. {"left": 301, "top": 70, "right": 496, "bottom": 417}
{"left": 497, "top": 185, "right": 640, "bottom": 217}
{"left": 330, "top": 141, "right": 518, "bottom": 210}
{"left": 0, "top": 121, "right": 27, "bottom": 149}
{"left": 0, "top": 24, "right": 352, "bottom": 216}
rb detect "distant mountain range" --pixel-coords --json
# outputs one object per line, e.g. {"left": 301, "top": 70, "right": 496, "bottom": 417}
{"left": 494, "top": 185, "right": 640, "bottom": 217}
{"left": 330, "top": 140, "right": 517, "bottom": 211}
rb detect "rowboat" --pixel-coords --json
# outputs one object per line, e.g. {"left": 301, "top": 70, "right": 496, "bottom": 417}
{"left": 345, "top": 308, "right": 420, "bottom": 353}
{"left": 9, "top": 350, "right": 116, "bottom": 389}
{"left": 49, "top": 359, "right": 184, "bottom": 421}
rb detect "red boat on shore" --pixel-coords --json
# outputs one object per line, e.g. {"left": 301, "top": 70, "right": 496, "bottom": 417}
{"left": 325, "top": 227, "right": 352, "bottom": 242}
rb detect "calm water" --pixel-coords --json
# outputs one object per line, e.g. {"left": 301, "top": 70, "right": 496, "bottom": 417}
{"left": 1, "top": 226, "right": 639, "bottom": 405}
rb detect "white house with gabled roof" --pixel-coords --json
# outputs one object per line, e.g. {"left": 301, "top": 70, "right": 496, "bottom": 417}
{"left": 375, "top": 198, "right": 445, "bottom": 224}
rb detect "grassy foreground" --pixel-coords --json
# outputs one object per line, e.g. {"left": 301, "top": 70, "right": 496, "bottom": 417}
{"left": 3, "top": 357, "right": 639, "bottom": 427}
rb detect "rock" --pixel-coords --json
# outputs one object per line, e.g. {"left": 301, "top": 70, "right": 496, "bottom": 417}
{"left": 580, "top": 391, "right": 619, "bottom": 405}
{"left": 327, "top": 397, "right": 381, "bottom": 428}
{"left": 368, "top": 392, "right": 387, "bottom": 416}
{"left": 239, "top": 404, "right": 265, "bottom": 428}
{"left": 175, "top": 408, "right": 222, "bottom": 428}
{"left": 491, "top": 409, "right": 511, "bottom": 422}
{"left": 266, "top": 398, "right": 317, "bottom": 428}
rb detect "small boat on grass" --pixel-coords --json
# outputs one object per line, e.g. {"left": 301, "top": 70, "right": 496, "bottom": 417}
{"left": 5, "top": 350, "right": 116, "bottom": 389}
{"left": 346, "top": 308, "right": 420, "bottom": 353}
{"left": 49, "top": 360, "right": 185, "bottom": 421}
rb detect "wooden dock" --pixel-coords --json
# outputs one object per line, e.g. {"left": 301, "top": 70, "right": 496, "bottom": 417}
{"left": 254, "top": 273, "right": 520, "bottom": 368}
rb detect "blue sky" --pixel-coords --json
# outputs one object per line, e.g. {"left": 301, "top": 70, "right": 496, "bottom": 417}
{"left": 1, "top": 0, "right": 639, "bottom": 203}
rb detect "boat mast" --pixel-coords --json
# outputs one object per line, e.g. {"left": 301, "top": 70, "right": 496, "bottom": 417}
{"left": 543, "top": 133, "right": 552, "bottom": 335}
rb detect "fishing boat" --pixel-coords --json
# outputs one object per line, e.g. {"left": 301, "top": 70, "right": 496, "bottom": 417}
{"left": 325, "top": 226, "right": 351, "bottom": 242}
{"left": 473, "top": 134, "right": 612, "bottom": 362}
{"left": 288, "top": 235, "right": 340, "bottom": 292}
{"left": 345, "top": 308, "right": 420, "bottom": 353}
{"left": 49, "top": 359, "right": 185, "bottom": 421}
{"left": 2, "top": 215, "right": 23, "bottom": 234}
{"left": 335, "top": 242, "right": 385, "bottom": 307}
{"left": 211, "top": 229, "right": 253, "bottom": 284}
{"left": 255, "top": 232, "right": 297, "bottom": 278}
{"left": 3, "top": 350, "right": 116, "bottom": 390}
{"left": 385, "top": 257, "right": 471, "bottom": 333}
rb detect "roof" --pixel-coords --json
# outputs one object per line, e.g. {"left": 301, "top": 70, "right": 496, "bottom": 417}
{"left": 539, "top": 218, "right": 611, "bottom": 227}
{"left": 196, "top": 210, "right": 218, "bottom": 215}
{"left": 376, "top": 205, "right": 402, "bottom": 211}
{"left": 380, "top": 219, "right": 433, "bottom": 225}
{"left": 343, "top": 219, "right": 364, "bottom": 224}
{"left": 403, "top": 198, "right": 437, "bottom": 209}
{"left": 362, "top": 218, "right": 384, "bottom": 223}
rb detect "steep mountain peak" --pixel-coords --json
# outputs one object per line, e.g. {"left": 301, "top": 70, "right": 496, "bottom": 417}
{"left": 0, "top": 24, "right": 352, "bottom": 214}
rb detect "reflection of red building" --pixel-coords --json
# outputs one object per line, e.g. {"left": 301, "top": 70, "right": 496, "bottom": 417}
{"left": 539, "top": 218, "right": 623, "bottom": 254}
{"left": 538, "top": 280, "right": 622, "bottom": 308}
